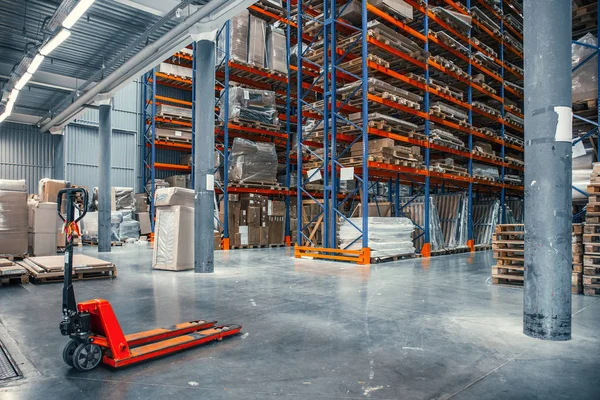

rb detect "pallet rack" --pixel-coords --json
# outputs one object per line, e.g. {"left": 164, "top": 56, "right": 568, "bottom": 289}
{"left": 293, "top": 0, "right": 524, "bottom": 262}
{"left": 142, "top": 1, "right": 294, "bottom": 248}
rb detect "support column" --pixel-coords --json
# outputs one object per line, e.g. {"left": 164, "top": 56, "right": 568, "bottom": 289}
{"left": 52, "top": 132, "right": 65, "bottom": 181}
{"left": 194, "top": 39, "right": 216, "bottom": 273}
{"left": 523, "top": 0, "right": 572, "bottom": 340}
{"left": 98, "top": 102, "right": 112, "bottom": 253}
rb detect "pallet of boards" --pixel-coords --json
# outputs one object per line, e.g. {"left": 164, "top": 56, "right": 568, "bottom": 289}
{"left": 584, "top": 166, "right": 600, "bottom": 295}
{"left": 0, "top": 258, "right": 29, "bottom": 286}
{"left": 492, "top": 224, "right": 583, "bottom": 293}
{"left": 17, "top": 255, "right": 116, "bottom": 284}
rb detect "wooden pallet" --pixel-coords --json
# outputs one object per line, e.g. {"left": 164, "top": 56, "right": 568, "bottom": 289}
{"left": 19, "top": 264, "right": 117, "bottom": 284}
{"left": 0, "top": 260, "right": 29, "bottom": 286}
{"left": 583, "top": 254, "right": 600, "bottom": 266}
{"left": 370, "top": 253, "right": 421, "bottom": 263}
{"left": 229, "top": 118, "right": 281, "bottom": 132}
{"left": 17, "top": 255, "right": 117, "bottom": 284}
{"left": 431, "top": 246, "right": 470, "bottom": 256}
{"left": 584, "top": 265, "right": 600, "bottom": 276}
{"left": 0, "top": 273, "right": 29, "bottom": 286}
{"left": 228, "top": 181, "right": 285, "bottom": 191}
{"left": 0, "top": 254, "right": 28, "bottom": 261}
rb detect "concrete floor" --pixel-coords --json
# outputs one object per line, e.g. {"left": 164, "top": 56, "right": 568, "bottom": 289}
{"left": 0, "top": 245, "right": 599, "bottom": 399}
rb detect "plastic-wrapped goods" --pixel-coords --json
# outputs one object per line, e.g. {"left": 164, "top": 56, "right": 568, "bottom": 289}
{"left": 155, "top": 187, "right": 195, "bottom": 208}
{"left": 220, "top": 87, "right": 278, "bottom": 125}
{"left": 156, "top": 104, "right": 192, "bottom": 120}
{"left": 80, "top": 211, "right": 123, "bottom": 243}
{"left": 0, "top": 190, "right": 28, "bottom": 255}
{"left": 266, "top": 26, "right": 286, "bottom": 74}
{"left": 572, "top": 33, "right": 598, "bottom": 102}
{"left": 228, "top": 138, "right": 278, "bottom": 184}
{"left": 339, "top": 217, "right": 415, "bottom": 257}
{"left": 216, "top": 9, "right": 249, "bottom": 64}
{"left": 369, "top": 0, "right": 413, "bottom": 20}
{"left": 114, "top": 187, "right": 135, "bottom": 210}
{"left": 145, "top": 179, "right": 169, "bottom": 195}
{"left": 0, "top": 179, "right": 27, "bottom": 192}
{"left": 119, "top": 220, "right": 140, "bottom": 241}
{"left": 248, "top": 15, "right": 267, "bottom": 68}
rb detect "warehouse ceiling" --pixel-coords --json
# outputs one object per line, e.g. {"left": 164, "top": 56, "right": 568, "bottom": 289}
{"left": 0, "top": 0, "right": 254, "bottom": 130}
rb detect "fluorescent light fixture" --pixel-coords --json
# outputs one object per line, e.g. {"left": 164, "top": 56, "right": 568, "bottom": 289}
{"left": 0, "top": 113, "right": 8, "bottom": 123}
{"left": 15, "top": 72, "right": 32, "bottom": 90}
{"left": 5, "top": 100, "right": 15, "bottom": 115}
{"left": 28, "top": 53, "right": 45, "bottom": 74}
{"left": 40, "top": 29, "right": 71, "bottom": 56}
{"left": 62, "top": 0, "right": 95, "bottom": 29}
{"left": 10, "top": 89, "right": 19, "bottom": 103}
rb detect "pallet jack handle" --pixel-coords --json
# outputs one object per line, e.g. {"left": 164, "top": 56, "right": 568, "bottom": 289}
{"left": 57, "top": 188, "right": 90, "bottom": 338}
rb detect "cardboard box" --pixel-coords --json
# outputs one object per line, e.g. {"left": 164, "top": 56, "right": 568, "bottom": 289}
{"left": 268, "top": 200, "right": 286, "bottom": 216}
{"left": 154, "top": 187, "right": 195, "bottom": 208}
{"left": 0, "top": 190, "right": 28, "bottom": 255}
{"left": 28, "top": 232, "right": 57, "bottom": 256}
{"left": 166, "top": 175, "right": 187, "bottom": 189}
{"left": 268, "top": 216, "right": 285, "bottom": 245}
{"left": 350, "top": 138, "right": 395, "bottom": 155}
{"left": 29, "top": 202, "right": 59, "bottom": 234}
{"left": 239, "top": 226, "right": 249, "bottom": 246}
{"left": 248, "top": 226, "right": 261, "bottom": 245}
{"left": 233, "top": 233, "right": 241, "bottom": 248}
{"left": 357, "top": 202, "right": 392, "bottom": 217}
{"left": 38, "top": 179, "right": 69, "bottom": 203}
{"left": 152, "top": 205, "right": 194, "bottom": 271}
{"left": 135, "top": 212, "right": 152, "bottom": 235}
{"left": 248, "top": 15, "right": 266, "bottom": 68}
{"left": 260, "top": 226, "right": 269, "bottom": 246}
{"left": 214, "top": 231, "right": 221, "bottom": 250}
{"left": 248, "top": 206, "right": 261, "bottom": 227}
{"left": 239, "top": 209, "right": 248, "bottom": 226}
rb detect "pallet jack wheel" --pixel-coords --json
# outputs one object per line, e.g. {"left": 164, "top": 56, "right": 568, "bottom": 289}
{"left": 72, "top": 343, "right": 103, "bottom": 371}
{"left": 62, "top": 340, "right": 78, "bottom": 367}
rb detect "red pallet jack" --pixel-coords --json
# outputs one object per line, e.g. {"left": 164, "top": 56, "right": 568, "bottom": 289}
{"left": 57, "top": 188, "right": 241, "bottom": 371}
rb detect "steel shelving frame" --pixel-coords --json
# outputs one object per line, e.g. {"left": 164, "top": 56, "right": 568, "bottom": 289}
{"left": 293, "top": 0, "right": 524, "bottom": 262}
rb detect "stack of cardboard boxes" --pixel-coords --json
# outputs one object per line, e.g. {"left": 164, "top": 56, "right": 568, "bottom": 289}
{"left": 220, "top": 193, "right": 287, "bottom": 247}
{"left": 0, "top": 180, "right": 28, "bottom": 256}
{"left": 38, "top": 178, "right": 69, "bottom": 247}
{"left": 27, "top": 200, "right": 59, "bottom": 256}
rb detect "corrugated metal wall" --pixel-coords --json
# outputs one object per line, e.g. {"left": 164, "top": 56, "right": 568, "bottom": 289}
{"left": 0, "top": 80, "right": 145, "bottom": 194}
{"left": 0, "top": 122, "right": 55, "bottom": 193}
{"left": 66, "top": 81, "right": 140, "bottom": 190}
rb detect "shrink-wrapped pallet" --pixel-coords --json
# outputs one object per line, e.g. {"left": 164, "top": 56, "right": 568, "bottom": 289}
{"left": 228, "top": 138, "right": 278, "bottom": 184}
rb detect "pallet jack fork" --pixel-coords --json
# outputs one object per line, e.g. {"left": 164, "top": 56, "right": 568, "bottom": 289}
{"left": 57, "top": 188, "right": 241, "bottom": 371}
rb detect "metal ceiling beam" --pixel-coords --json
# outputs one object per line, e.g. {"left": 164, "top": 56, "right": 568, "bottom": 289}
{"left": 39, "top": 0, "right": 257, "bottom": 132}
{"left": 114, "top": 0, "right": 197, "bottom": 17}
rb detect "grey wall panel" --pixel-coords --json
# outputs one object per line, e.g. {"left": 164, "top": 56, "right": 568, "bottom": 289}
{"left": 0, "top": 122, "right": 54, "bottom": 193}
{"left": 114, "top": 81, "right": 139, "bottom": 113}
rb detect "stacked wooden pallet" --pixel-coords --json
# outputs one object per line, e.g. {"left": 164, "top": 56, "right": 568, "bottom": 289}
{"left": 17, "top": 255, "right": 117, "bottom": 284}
{"left": 572, "top": 223, "right": 584, "bottom": 294}
{"left": 0, "top": 258, "right": 29, "bottom": 286}
{"left": 584, "top": 168, "right": 600, "bottom": 296}
{"left": 492, "top": 224, "right": 583, "bottom": 291}
{"left": 491, "top": 224, "right": 524, "bottom": 287}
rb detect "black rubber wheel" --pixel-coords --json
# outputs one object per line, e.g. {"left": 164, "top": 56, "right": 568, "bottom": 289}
{"left": 62, "top": 340, "right": 78, "bottom": 367}
{"left": 72, "top": 343, "right": 103, "bottom": 372}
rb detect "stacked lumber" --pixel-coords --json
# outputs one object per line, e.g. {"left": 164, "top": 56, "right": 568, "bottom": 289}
{"left": 0, "top": 258, "right": 29, "bottom": 286}
{"left": 492, "top": 223, "right": 586, "bottom": 292}
{"left": 17, "top": 255, "right": 116, "bottom": 284}
{"left": 491, "top": 224, "right": 524, "bottom": 287}
{"left": 584, "top": 166, "right": 600, "bottom": 295}
{"left": 572, "top": 223, "right": 584, "bottom": 294}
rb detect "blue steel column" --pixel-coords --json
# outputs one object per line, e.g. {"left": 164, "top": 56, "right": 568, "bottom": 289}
{"left": 296, "top": 1, "right": 303, "bottom": 243}
{"left": 222, "top": 22, "right": 231, "bottom": 245}
{"left": 499, "top": 0, "right": 506, "bottom": 223}
{"left": 194, "top": 39, "right": 216, "bottom": 273}
{"left": 360, "top": 0, "right": 369, "bottom": 250}
{"left": 466, "top": 0, "right": 474, "bottom": 250}
{"left": 322, "top": 0, "right": 331, "bottom": 249}
{"left": 284, "top": 0, "right": 292, "bottom": 243}
{"left": 523, "top": 0, "right": 572, "bottom": 340}
{"left": 329, "top": 0, "right": 338, "bottom": 249}
{"left": 98, "top": 102, "right": 112, "bottom": 253}
{"left": 422, "top": 0, "right": 431, "bottom": 256}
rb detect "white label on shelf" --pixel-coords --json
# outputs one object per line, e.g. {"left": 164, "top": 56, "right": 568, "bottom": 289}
{"left": 307, "top": 168, "right": 322, "bottom": 182}
{"left": 340, "top": 167, "right": 355, "bottom": 181}
{"left": 243, "top": 90, "right": 249, "bottom": 100}
{"left": 175, "top": 130, "right": 182, "bottom": 137}
{"left": 554, "top": 106, "right": 572, "bottom": 142}
{"left": 206, "top": 174, "right": 214, "bottom": 191}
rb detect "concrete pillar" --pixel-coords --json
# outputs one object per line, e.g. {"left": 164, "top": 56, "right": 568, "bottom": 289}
{"left": 194, "top": 39, "right": 216, "bottom": 273}
{"left": 523, "top": 0, "right": 572, "bottom": 340}
{"left": 98, "top": 103, "right": 112, "bottom": 253}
